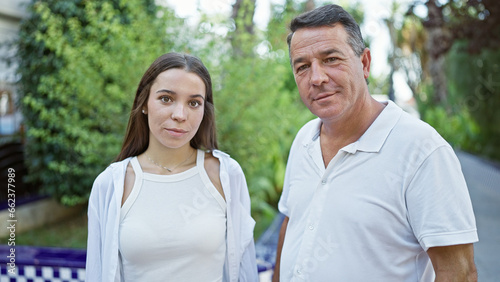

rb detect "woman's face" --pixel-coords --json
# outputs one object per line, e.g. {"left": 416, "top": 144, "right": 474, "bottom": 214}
{"left": 144, "top": 68, "right": 206, "bottom": 150}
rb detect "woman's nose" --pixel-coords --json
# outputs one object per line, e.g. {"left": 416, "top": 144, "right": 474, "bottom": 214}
{"left": 171, "top": 104, "right": 187, "bottom": 122}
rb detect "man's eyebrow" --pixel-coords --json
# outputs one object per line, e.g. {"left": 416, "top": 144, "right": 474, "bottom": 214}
{"left": 320, "top": 48, "right": 343, "bottom": 57}
{"left": 292, "top": 48, "right": 344, "bottom": 67}
{"left": 292, "top": 56, "right": 306, "bottom": 67}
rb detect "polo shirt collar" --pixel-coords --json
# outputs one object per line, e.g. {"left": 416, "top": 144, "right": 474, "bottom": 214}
{"left": 353, "top": 100, "right": 402, "bottom": 153}
{"left": 306, "top": 100, "right": 402, "bottom": 154}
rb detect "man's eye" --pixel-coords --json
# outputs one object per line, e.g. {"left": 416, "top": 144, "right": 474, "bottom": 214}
{"left": 296, "top": 64, "right": 309, "bottom": 73}
{"left": 325, "top": 57, "right": 337, "bottom": 63}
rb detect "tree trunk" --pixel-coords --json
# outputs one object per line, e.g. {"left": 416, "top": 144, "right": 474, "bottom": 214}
{"left": 232, "top": 0, "right": 256, "bottom": 35}
{"left": 230, "top": 0, "right": 257, "bottom": 56}
{"left": 385, "top": 16, "right": 397, "bottom": 102}
{"left": 423, "top": 0, "right": 452, "bottom": 105}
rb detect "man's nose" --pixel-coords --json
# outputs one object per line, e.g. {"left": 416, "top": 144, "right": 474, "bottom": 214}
{"left": 310, "top": 62, "right": 329, "bottom": 86}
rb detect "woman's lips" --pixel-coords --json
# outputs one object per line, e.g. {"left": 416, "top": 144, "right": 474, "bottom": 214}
{"left": 165, "top": 128, "right": 188, "bottom": 137}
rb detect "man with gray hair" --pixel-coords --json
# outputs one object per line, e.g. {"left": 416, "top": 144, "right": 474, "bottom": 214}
{"left": 273, "top": 4, "right": 478, "bottom": 281}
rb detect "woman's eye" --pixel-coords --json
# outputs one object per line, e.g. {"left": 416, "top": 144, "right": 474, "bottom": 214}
{"left": 189, "top": 100, "right": 202, "bottom": 108}
{"left": 160, "top": 96, "right": 172, "bottom": 103}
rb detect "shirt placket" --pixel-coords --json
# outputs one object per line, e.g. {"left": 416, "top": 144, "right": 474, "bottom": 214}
{"left": 292, "top": 140, "right": 346, "bottom": 280}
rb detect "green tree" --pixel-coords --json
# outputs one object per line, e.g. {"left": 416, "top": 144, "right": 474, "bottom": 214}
{"left": 403, "top": 0, "right": 500, "bottom": 161}
{"left": 215, "top": 53, "right": 313, "bottom": 235}
{"left": 208, "top": 0, "right": 368, "bottom": 235}
{"left": 15, "top": 0, "right": 179, "bottom": 205}
{"left": 445, "top": 41, "right": 500, "bottom": 159}
{"left": 181, "top": 0, "right": 317, "bottom": 235}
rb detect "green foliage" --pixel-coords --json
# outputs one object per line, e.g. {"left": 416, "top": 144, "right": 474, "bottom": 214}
{"left": 368, "top": 73, "right": 391, "bottom": 96}
{"left": 445, "top": 41, "right": 500, "bottom": 160}
{"left": 418, "top": 40, "right": 500, "bottom": 161}
{"left": 188, "top": 0, "right": 317, "bottom": 236}
{"left": 16, "top": 0, "right": 177, "bottom": 205}
{"left": 421, "top": 105, "right": 480, "bottom": 152}
{"left": 266, "top": 0, "right": 300, "bottom": 52}
{"left": 14, "top": 0, "right": 373, "bottom": 238}
{"left": 215, "top": 53, "right": 313, "bottom": 236}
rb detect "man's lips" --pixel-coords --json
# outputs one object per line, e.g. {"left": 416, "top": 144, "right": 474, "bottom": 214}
{"left": 313, "top": 92, "right": 335, "bottom": 101}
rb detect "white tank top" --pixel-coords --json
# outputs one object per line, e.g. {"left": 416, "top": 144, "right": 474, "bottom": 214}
{"left": 119, "top": 149, "right": 227, "bottom": 282}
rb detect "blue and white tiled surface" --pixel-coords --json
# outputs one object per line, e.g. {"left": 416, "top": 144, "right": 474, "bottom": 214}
{"left": 0, "top": 245, "right": 86, "bottom": 281}
{"left": 0, "top": 264, "right": 85, "bottom": 282}
{"left": 0, "top": 213, "right": 284, "bottom": 281}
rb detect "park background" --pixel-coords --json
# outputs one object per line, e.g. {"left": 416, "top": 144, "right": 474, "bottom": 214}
{"left": 0, "top": 0, "right": 499, "bottom": 280}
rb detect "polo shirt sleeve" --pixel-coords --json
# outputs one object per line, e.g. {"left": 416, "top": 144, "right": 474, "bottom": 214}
{"left": 405, "top": 145, "right": 478, "bottom": 251}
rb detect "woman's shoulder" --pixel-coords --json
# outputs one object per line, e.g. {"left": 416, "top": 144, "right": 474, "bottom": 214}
{"left": 203, "top": 150, "right": 222, "bottom": 173}
{"left": 210, "top": 150, "right": 243, "bottom": 172}
{"left": 89, "top": 157, "right": 132, "bottom": 205}
{"left": 208, "top": 150, "right": 248, "bottom": 199}
{"left": 93, "top": 157, "right": 132, "bottom": 187}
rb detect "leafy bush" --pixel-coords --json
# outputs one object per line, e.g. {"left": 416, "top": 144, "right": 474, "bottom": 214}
{"left": 215, "top": 54, "right": 313, "bottom": 235}
{"left": 173, "top": 1, "right": 319, "bottom": 235}
{"left": 421, "top": 106, "right": 480, "bottom": 152}
{"left": 445, "top": 41, "right": 500, "bottom": 161}
{"left": 15, "top": 0, "right": 177, "bottom": 205}
{"left": 418, "top": 40, "right": 500, "bottom": 162}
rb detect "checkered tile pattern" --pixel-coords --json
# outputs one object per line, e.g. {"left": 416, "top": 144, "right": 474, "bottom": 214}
{"left": 0, "top": 264, "right": 85, "bottom": 282}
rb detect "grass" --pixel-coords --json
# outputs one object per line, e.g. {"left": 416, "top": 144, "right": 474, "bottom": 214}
{"left": 2, "top": 210, "right": 88, "bottom": 249}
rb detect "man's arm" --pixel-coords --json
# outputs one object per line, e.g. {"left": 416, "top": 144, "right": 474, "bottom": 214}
{"left": 272, "top": 216, "right": 289, "bottom": 282}
{"left": 427, "top": 243, "right": 477, "bottom": 282}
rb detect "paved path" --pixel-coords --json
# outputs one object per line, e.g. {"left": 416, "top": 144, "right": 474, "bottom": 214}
{"left": 456, "top": 151, "right": 500, "bottom": 282}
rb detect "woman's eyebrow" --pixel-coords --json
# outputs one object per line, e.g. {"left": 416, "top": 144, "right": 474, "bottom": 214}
{"left": 190, "top": 94, "right": 205, "bottom": 100}
{"left": 156, "top": 89, "right": 205, "bottom": 100}
{"left": 156, "top": 89, "right": 175, "bottom": 94}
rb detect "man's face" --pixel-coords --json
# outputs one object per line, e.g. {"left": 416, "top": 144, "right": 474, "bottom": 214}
{"left": 289, "top": 25, "right": 371, "bottom": 123}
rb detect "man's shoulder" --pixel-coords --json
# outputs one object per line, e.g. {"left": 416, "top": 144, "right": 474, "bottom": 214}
{"left": 295, "top": 118, "right": 321, "bottom": 140}
{"left": 395, "top": 110, "right": 447, "bottom": 143}
{"left": 386, "top": 109, "right": 454, "bottom": 163}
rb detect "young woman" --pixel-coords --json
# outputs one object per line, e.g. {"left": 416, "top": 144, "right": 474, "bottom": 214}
{"left": 86, "top": 53, "right": 258, "bottom": 282}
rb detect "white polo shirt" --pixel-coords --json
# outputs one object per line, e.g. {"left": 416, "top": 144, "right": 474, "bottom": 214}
{"left": 278, "top": 101, "right": 478, "bottom": 282}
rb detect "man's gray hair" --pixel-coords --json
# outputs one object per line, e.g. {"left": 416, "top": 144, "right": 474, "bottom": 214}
{"left": 287, "top": 4, "right": 366, "bottom": 57}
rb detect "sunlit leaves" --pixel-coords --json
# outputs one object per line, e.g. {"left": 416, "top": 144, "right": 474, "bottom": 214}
{"left": 16, "top": 0, "right": 176, "bottom": 205}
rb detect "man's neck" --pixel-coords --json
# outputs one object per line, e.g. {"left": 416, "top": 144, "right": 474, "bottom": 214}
{"left": 319, "top": 96, "right": 386, "bottom": 167}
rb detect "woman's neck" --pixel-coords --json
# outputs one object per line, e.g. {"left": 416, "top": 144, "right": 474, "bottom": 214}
{"left": 140, "top": 141, "right": 197, "bottom": 174}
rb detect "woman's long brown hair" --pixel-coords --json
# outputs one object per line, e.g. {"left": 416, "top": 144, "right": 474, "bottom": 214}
{"left": 115, "top": 53, "right": 218, "bottom": 162}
